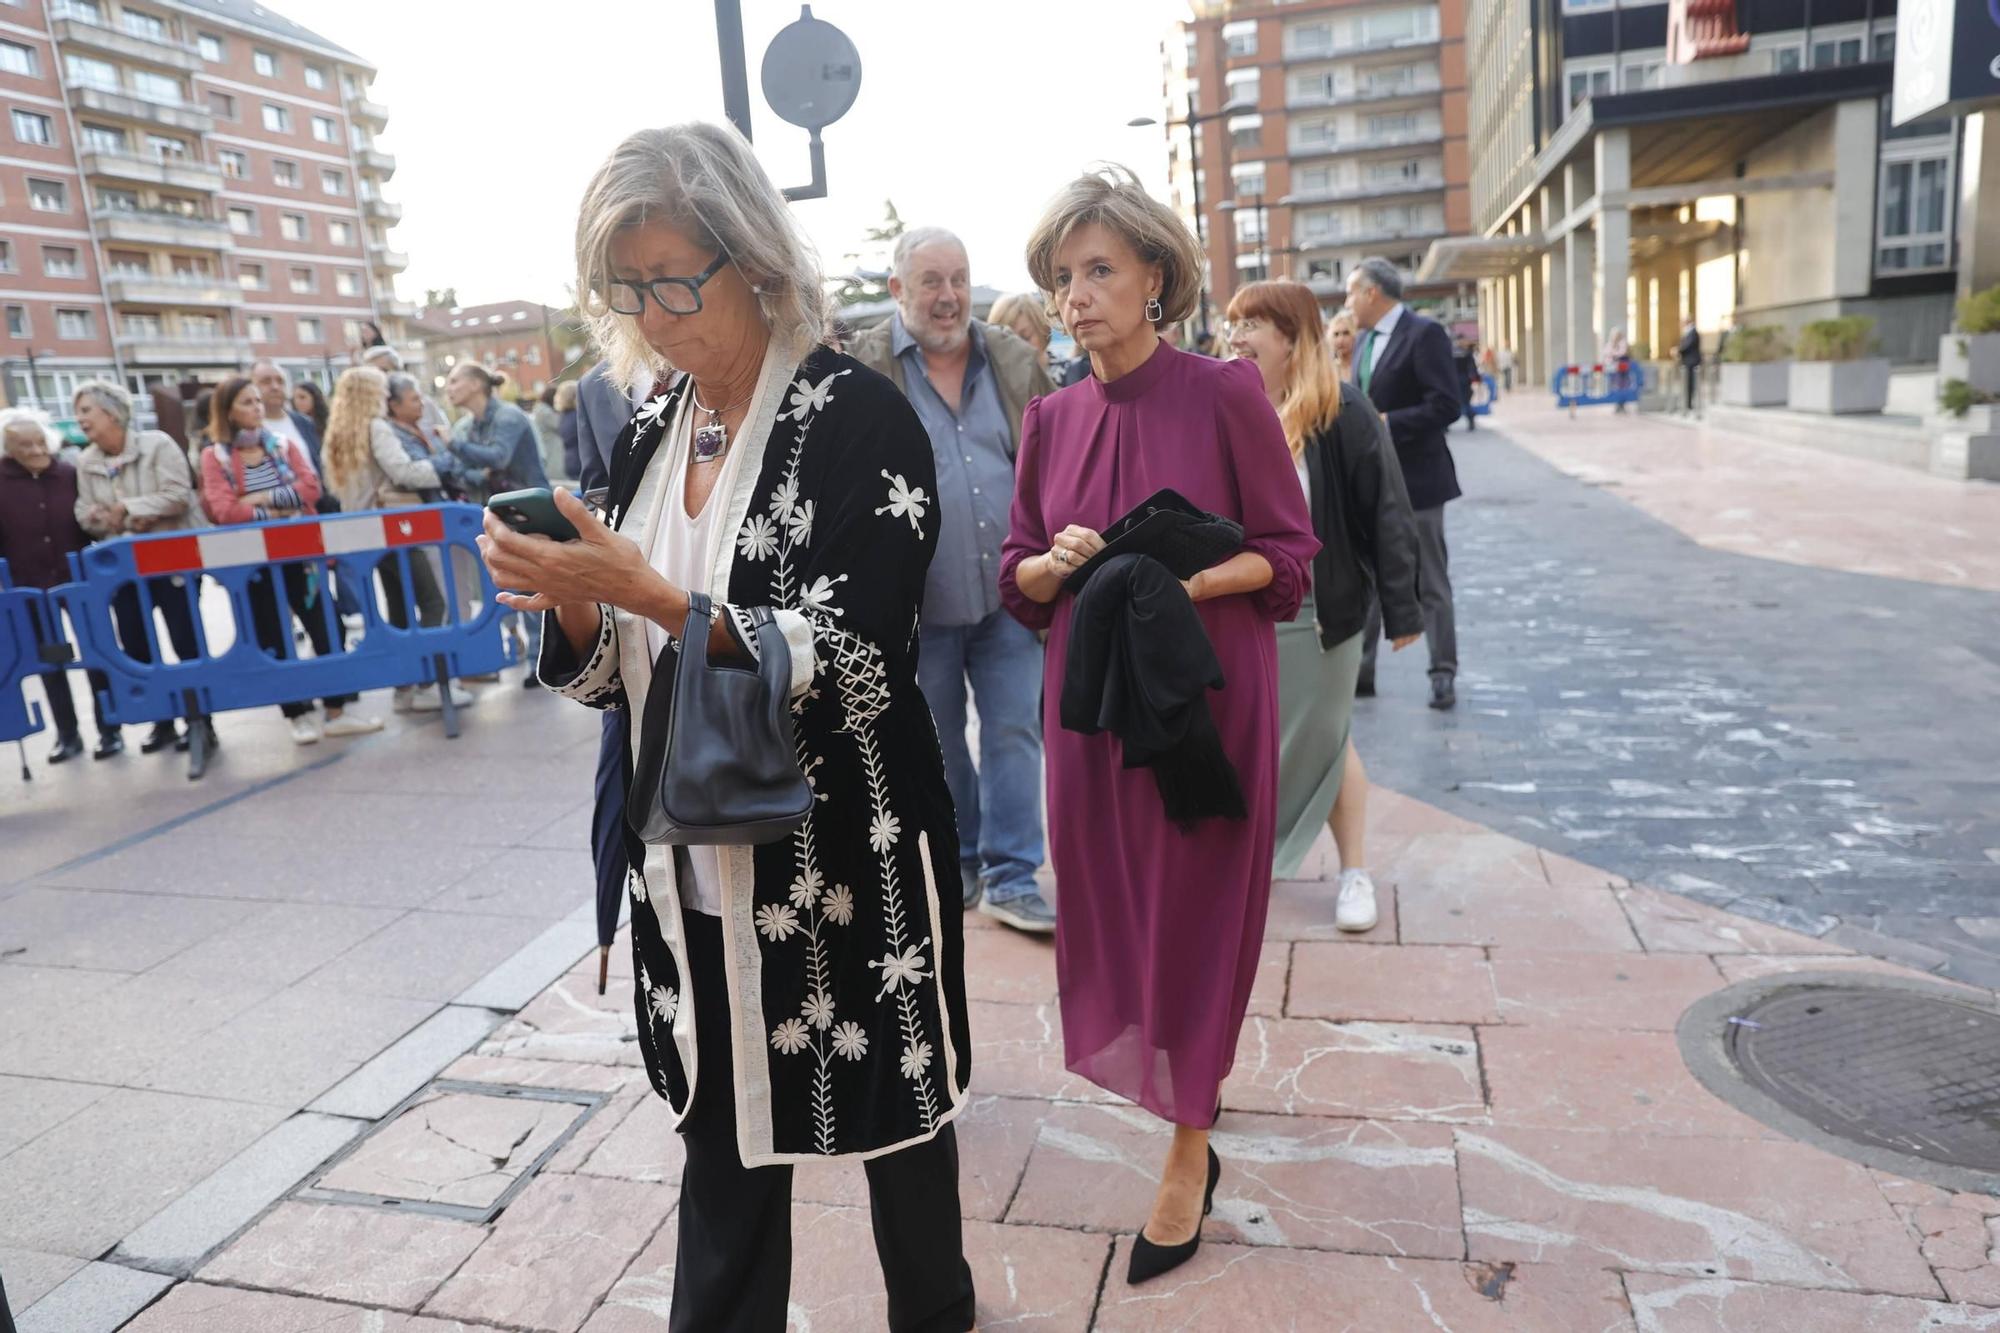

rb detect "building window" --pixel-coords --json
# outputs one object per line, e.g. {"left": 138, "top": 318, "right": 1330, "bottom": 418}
{"left": 1871, "top": 26, "right": 1895, "bottom": 61}
{"left": 57, "top": 309, "right": 94, "bottom": 339}
{"left": 0, "top": 38, "right": 37, "bottom": 76}
{"left": 43, "top": 246, "right": 79, "bottom": 276}
{"left": 262, "top": 104, "right": 290, "bottom": 133}
{"left": 218, "top": 148, "right": 248, "bottom": 178}
{"left": 122, "top": 312, "right": 162, "bottom": 337}
{"left": 329, "top": 219, "right": 354, "bottom": 246}
{"left": 28, "top": 178, "right": 66, "bottom": 211}
{"left": 96, "top": 187, "right": 140, "bottom": 212}
{"left": 1290, "top": 69, "right": 1336, "bottom": 106}
{"left": 65, "top": 54, "right": 116, "bottom": 90}
{"left": 0, "top": 240, "right": 12, "bottom": 272}
{"left": 1567, "top": 66, "right": 1613, "bottom": 112}
{"left": 1360, "top": 7, "right": 1433, "bottom": 46}
{"left": 122, "top": 9, "right": 166, "bottom": 40}
{"left": 335, "top": 269, "right": 362, "bottom": 296}
{"left": 106, "top": 250, "right": 147, "bottom": 273}
{"left": 80, "top": 122, "right": 125, "bottom": 153}
{"left": 305, "top": 64, "right": 326, "bottom": 91}
{"left": 280, "top": 212, "right": 309, "bottom": 241}
{"left": 1228, "top": 112, "right": 1263, "bottom": 150}
{"left": 1813, "top": 36, "right": 1863, "bottom": 67}
{"left": 6, "top": 306, "right": 27, "bottom": 338}
{"left": 321, "top": 167, "right": 346, "bottom": 195}
{"left": 1878, "top": 145, "right": 1954, "bottom": 273}
{"left": 198, "top": 33, "right": 223, "bottom": 61}
{"left": 1232, "top": 162, "right": 1266, "bottom": 198}
{"left": 146, "top": 134, "right": 186, "bottom": 160}
{"left": 1223, "top": 19, "right": 1258, "bottom": 57}
{"left": 254, "top": 49, "right": 277, "bottom": 77}
{"left": 12, "top": 109, "right": 53, "bottom": 145}
{"left": 130, "top": 70, "right": 180, "bottom": 103}
{"left": 238, "top": 262, "right": 266, "bottom": 290}
{"left": 1224, "top": 68, "right": 1261, "bottom": 110}
{"left": 247, "top": 315, "right": 275, "bottom": 341}
{"left": 272, "top": 158, "right": 299, "bottom": 187}
{"left": 298, "top": 316, "right": 322, "bottom": 344}
{"left": 1367, "top": 111, "right": 1420, "bottom": 140}
{"left": 1286, "top": 21, "right": 1333, "bottom": 59}
{"left": 311, "top": 115, "right": 337, "bottom": 143}
{"left": 227, "top": 205, "right": 257, "bottom": 235}
{"left": 1623, "top": 61, "right": 1662, "bottom": 90}
{"left": 289, "top": 265, "right": 315, "bottom": 293}
{"left": 182, "top": 314, "right": 217, "bottom": 338}
{"left": 207, "top": 90, "right": 236, "bottom": 119}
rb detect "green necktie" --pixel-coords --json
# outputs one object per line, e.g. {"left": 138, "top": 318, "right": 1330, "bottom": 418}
{"left": 1358, "top": 329, "right": 1377, "bottom": 391}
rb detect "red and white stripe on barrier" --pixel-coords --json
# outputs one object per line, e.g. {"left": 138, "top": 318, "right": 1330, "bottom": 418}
{"left": 131, "top": 510, "right": 448, "bottom": 577}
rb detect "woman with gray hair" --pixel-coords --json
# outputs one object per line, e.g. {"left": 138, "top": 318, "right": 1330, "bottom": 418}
{"left": 72, "top": 379, "right": 212, "bottom": 757}
{"left": 478, "top": 121, "right": 972, "bottom": 1332}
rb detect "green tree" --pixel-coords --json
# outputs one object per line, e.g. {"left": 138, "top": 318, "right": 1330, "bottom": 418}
{"left": 422, "top": 286, "right": 458, "bottom": 310}
{"left": 829, "top": 199, "right": 905, "bottom": 308}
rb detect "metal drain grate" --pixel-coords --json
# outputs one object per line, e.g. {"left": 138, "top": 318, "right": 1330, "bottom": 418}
{"left": 1728, "top": 985, "right": 2000, "bottom": 1171}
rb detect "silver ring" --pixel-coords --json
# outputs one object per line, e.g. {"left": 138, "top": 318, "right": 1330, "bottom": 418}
{"left": 1054, "top": 548, "right": 1068, "bottom": 566}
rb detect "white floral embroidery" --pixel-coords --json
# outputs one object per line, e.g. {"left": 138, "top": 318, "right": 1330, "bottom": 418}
{"left": 771, "top": 1018, "right": 812, "bottom": 1055}
{"left": 874, "top": 470, "right": 930, "bottom": 533}
{"left": 800, "top": 573, "right": 847, "bottom": 616}
{"left": 755, "top": 903, "right": 801, "bottom": 941}
{"left": 633, "top": 392, "right": 673, "bottom": 432}
{"left": 787, "top": 498, "right": 814, "bottom": 544}
{"left": 769, "top": 475, "right": 800, "bottom": 520}
{"left": 832, "top": 1022, "right": 869, "bottom": 1061}
{"left": 649, "top": 985, "right": 679, "bottom": 1027}
{"left": 869, "top": 939, "right": 933, "bottom": 1001}
{"left": 821, "top": 884, "right": 855, "bottom": 926}
{"left": 802, "top": 990, "right": 836, "bottom": 1031}
{"left": 781, "top": 370, "right": 849, "bottom": 421}
{"left": 868, "top": 810, "right": 901, "bottom": 853}
{"left": 900, "top": 1040, "right": 933, "bottom": 1079}
{"left": 788, "top": 867, "right": 824, "bottom": 910}
{"left": 737, "top": 513, "right": 779, "bottom": 562}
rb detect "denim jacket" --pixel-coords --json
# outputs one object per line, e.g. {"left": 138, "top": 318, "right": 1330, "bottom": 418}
{"left": 451, "top": 397, "right": 548, "bottom": 500}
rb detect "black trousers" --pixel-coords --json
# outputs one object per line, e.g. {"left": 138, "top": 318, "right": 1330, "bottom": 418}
{"left": 376, "top": 551, "right": 445, "bottom": 630}
{"left": 246, "top": 564, "right": 356, "bottom": 717}
{"left": 1683, "top": 363, "right": 1700, "bottom": 411}
{"left": 672, "top": 908, "right": 975, "bottom": 1333}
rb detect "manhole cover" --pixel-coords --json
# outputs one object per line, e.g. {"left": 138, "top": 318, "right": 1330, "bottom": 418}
{"left": 1680, "top": 974, "right": 2000, "bottom": 1193}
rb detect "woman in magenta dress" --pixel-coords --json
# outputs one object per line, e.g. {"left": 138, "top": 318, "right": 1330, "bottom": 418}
{"left": 1001, "top": 168, "right": 1318, "bottom": 1286}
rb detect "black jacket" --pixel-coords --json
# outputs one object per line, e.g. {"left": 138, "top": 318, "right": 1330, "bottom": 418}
{"left": 1060, "top": 553, "right": 1246, "bottom": 827}
{"left": 1677, "top": 325, "right": 1703, "bottom": 368}
{"left": 1304, "top": 390, "right": 1424, "bottom": 648}
{"left": 1362, "top": 308, "right": 1463, "bottom": 511}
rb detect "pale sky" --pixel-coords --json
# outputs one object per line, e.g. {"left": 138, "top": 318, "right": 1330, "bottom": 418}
{"left": 277, "top": 0, "right": 1186, "bottom": 310}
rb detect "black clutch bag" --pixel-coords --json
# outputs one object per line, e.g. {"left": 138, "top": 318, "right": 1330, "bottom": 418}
{"left": 627, "top": 593, "right": 813, "bottom": 846}
{"left": 1067, "top": 488, "right": 1244, "bottom": 592}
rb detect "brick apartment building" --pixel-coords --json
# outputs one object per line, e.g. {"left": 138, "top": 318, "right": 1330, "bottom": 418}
{"left": 408, "top": 300, "right": 579, "bottom": 403}
{"left": 1161, "top": 0, "right": 1472, "bottom": 318}
{"left": 0, "top": 0, "right": 409, "bottom": 417}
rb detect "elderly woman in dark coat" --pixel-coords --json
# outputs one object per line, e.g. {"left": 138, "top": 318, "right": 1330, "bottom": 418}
{"left": 478, "top": 122, "right": 973, "bottom": 1333}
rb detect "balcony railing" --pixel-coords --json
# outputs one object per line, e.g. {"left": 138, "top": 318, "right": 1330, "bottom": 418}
{"left": 349, "top": 94, "right": 389, "bottom": 127}
{"left": 67, "top": 83, "right": 214, "bottom": 134}
{"left": 362, "top": 196, "right": 403, "bottom": 224}
{"left": 356, "top": 147, "right": 397, "bottom": 177}
{"left": 1288, "top": 73, "right": 1443, "bottom": 110}
{"left": 383, "top": 298, "right": 418, "bottom": 320}
{"left": 369, "top": 245, "right": 410, "bottom": 271}
{"left": 115, "top": 333, "right": 256, "bottom": 366}
{"left": 1295, "top": 222, "right": 1446, "bottom": 254}
{"left": 104, "top": 272, "right": 240, "bottom": 307}
{"left": 49, "top": 4, "right": 205, "bottom": 72}
{"left": 1285, "top": 176, "right": 1447, "bottom": 206}
{"left": 80, "top": 149, "right": 223, "bottom": 192}
{"left": 1284, "top": 29, "right": 1443, "bottom": 63}
{"left": 93, "top": 208, "right": 231, "bottom": 249}
{"left": 1289, "top": 127, "right": 1445, "bottom": 159}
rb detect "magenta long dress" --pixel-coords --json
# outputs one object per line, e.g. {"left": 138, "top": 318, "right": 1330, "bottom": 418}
{"left": 1000, "top": 342, "right": 1319, "bottom": 1126}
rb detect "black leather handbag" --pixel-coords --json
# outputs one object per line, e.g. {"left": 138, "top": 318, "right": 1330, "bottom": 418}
{"left": 1068, "top": 487, "right": 1245, "bottom": 592}
{"left": 627, "top": 593, "right": 813, "bottom": 846}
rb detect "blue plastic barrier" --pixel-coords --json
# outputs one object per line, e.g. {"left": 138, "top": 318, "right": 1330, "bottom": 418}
{"left": 48, "top": 503, "right": 514, "bottom": 774}
{"left": 0, "top": 560, "right": 50, "bottom": 746}
{"left": 1553, "top": 360, "right": 1643, "bottom": 410}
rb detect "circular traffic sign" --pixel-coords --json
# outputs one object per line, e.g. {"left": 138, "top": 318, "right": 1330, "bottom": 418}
{"left": 761, "top": 5, "right": 862, "bottom": 130}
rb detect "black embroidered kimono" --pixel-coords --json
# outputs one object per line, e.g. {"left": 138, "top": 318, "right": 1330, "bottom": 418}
{"left": 541, "top": 340, "right": 972, "bottom": 1164}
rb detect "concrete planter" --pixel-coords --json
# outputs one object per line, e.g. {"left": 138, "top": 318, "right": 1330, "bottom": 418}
{"left": 1937, "top": 332, "right": 2000, "bottom": 393}
{"left": 1719, "top": 361, "right": 1790, "bottom": 407}
{"left": 1788, "top": 358, "right": 1891, "bottom": 414}
{"left": 1930, "top": 403, "right": 2000, "bottom": 481}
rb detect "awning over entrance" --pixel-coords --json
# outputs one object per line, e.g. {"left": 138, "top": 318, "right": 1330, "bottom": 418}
{"left": 1417, "top": 234, "right": 1549, "bottom": 283}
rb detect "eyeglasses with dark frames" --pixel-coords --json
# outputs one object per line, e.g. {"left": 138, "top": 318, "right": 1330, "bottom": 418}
{"left": 605, "top": 251, "right": 730, "bottom": 316}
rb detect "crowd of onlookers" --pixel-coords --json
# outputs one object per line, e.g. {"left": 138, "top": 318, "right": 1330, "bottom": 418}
{"left": 0, "top": 325, "right": 572, "bottom": 765}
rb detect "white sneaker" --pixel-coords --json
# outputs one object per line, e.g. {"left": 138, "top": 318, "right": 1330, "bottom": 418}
{"left": 392, "top": 685, "right": 417, "bottom": 713}
{"left": 289, "top": 714, "right": 322, "bottom": 745}
{"left": 406, "top": 683, "right": 476, "bottom": 712}
{"left": 1335, "top": 869, "right": 1379, "bottom": 933}
{"left": 322, "top": 711, "right": 385, "bottom": 738}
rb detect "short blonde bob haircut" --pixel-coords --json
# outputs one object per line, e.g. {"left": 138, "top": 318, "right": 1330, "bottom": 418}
{"left": 985, "top": 293, "right": 1052, "bottom": 348}
{"left": 575, "top": 122, "right": 826, "bottom": 393}
{"left": 1025, "top": 165, "right": 1203, "bottom": 330}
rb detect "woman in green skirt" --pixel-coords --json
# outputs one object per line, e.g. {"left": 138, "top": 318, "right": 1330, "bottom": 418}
{"left": 1225, "top": 281, "right": 1424, "bottom": 930}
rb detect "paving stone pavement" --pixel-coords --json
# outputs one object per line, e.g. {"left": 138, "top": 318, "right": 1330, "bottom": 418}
{"left": 1356, "top": 403, "right": 2000, "bottom": 987}
{"left": 9, "top": 783, "right": 1989, "bottom": 1332}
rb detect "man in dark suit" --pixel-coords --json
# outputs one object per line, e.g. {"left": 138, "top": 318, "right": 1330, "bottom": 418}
{"left": 1346, "top": 257, "right": 1464, "bottom": 711}
{"left": 576, "top": 362, "right": 643, "bottom": 946}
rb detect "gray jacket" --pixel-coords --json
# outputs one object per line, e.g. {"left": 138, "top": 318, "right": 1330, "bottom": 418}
{"left": 845, "top": 318, "right": 1054, "bottom": 457}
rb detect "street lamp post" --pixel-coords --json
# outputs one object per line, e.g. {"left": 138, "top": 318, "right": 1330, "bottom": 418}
{"left": 1128, "top": 100, "right": 1252, "bottom": 338}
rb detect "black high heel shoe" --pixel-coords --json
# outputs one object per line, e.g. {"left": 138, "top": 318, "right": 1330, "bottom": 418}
{"left": 1127, "top": 1144, "right": 1221, "bottom": 1285}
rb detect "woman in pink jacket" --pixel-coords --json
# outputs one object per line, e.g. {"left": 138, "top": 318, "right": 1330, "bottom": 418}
{"left": 198, "top": 376, "right": 380, "bottom": 745}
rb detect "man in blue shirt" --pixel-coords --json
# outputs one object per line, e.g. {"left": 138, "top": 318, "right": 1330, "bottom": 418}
{"left": 850, "top": 227, "right": 1057, "bottom": 933}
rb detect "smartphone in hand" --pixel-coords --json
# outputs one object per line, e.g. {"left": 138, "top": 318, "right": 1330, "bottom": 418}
{"left": 488, "top": 487, "right": 581, "bottom": 542}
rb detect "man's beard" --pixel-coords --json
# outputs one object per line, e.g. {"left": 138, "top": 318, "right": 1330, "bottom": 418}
{"left": 911, "top": 311, "right": 969, "bottom": 355}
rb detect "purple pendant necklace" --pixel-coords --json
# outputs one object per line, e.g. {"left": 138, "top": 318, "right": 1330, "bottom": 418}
{"left": 691, "top": 383, "right": 749, "bottom": 462}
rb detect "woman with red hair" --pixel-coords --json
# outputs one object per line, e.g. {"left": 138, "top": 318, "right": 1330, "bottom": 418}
{"left": 1225, "top": 280, "right": 1424, "bottom": 929}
